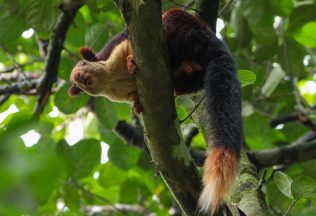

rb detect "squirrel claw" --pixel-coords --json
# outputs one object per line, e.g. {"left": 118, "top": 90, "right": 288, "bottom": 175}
{"left": 127, "top": 55, "right": 138, "bottom": 75}
{"left": 133, "top": 101, "right": 142, "bottom": 114}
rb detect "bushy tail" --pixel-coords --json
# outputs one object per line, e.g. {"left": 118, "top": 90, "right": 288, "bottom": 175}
{"left": 199, "top": 147, "right": 239, "bottom": 214}
{"left": 198, "top": 40, "right": 242, "bottom": 215}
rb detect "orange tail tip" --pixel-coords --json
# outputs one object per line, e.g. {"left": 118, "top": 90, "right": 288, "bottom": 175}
{"left": 198, "top": 147, "right": 239, "bottom": 215}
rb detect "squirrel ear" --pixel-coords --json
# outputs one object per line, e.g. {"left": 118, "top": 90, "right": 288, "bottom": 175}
{"left": 80, "top": 47, "right": 97, "bottom": 61}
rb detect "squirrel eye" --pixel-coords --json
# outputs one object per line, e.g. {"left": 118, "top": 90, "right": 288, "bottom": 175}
{"left": 80, "top": 60, "right": 88, "bottom": 65}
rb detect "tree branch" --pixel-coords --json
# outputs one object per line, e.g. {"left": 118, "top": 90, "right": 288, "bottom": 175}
{"left": 191, "top": 95, "right": 268, "bottom": 216}
{"left": 33, "top": 0, "right": 84, "bottom": 115}
{"left": 270, "top": 113, "right": 316, "bottom": 132}
{"left": 114, "top": 1, "right": 203, "bottom": 215}
{"left": 115, "top": 120, "right": 147, "bottom": 150}
{"left": 184, "top": 127, "right": 199, "bottom": 147}
{"left": 0, "top": 79, "right": 39, "bottom": 95}
{"left": 168, "top": 0, "right": 200, "bottom": 12}
{"left": 114, "top": 120, "right": 207, "bottom": 167}
{"left": 0, "top": 95, "right": 10, "bottom": 106}
{"left": 0, "top": 58, "right": 43, "bottom": 74}
{"left": 196, "top": 0, "right": 220, "bottom": 31}
{"left": 248, "top": 132, "right": 316, "bottom": 168}
{"left": 183, "top": 131, "right": 316, "bottom": 172}
{"left": 85, "top": 204, "right": 151, "bottom": 216}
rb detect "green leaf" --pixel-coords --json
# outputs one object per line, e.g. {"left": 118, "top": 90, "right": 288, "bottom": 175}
{"left": 72, "top": 139, "right": 101, "bottom": 179}
{"left": 230, "top": 1, "right": 252, "bottom": 47}
{"left": 176, "top": 105, "right": 189, "bottom": 121}
{"left": 54, "top": 83, "right": 89, "bottom": 114}
{"left": 293, "top": 22, "right": 316, "bottom": 48}
{"left": 269, "top": 0, "right": 294, "bottom": 17}
{"left": 240, "top": 0, "right": 275, "bottom": 45}
{"left": 273, "top": 171, "right": 293, "bottom": 199}
{"left": 302, "top": 208, "right": 316, "bottom": 216}
{"left": 175, "top": 95, "right": 196, "bottom": 110}
{"left": 277, "top": 38, "right": 306, "bottom": 76}
{"left": 98, "top": 162, "right": 128, "bottom": 188}
{"left": 238, "top": 70, "right": 256, "bottom": 87}
{"left": 56, "top": 140, "right": 76, "bottom": 177}
{"left": 291, "top": 175, "right": 316, "bottom": 199}
{"left": 59, "top": 56, "right": 78, "bottom": 80}
{"left": 94, "top": 97, "right": 118, "bottom": 129}
{"left": 0, "top": 4, "right": 27, "bottom": 43}
{"left": 261, "top": 64, "right": 285, "bottom": 96}
{"left": 56, "top": 139, "right": 101, "bottom": 179}
{"left": 0, "top": 111, "right": 38, "bottom": 142}
{"left": 244, "top": 113, "right": 286, "bottom": 150}
{"left": 119, "top": 178, "right": 151, "bottom": 203}
{"left": 116, "top": 103, "right": 132, "bottom": 120}
{"left": 108, "top": 139, "right": 141, "bottom": 170}
{"left": 288, "top": 4, "right": 316, "bottom": 32}
{"left": 85, "top": 23, "right": 109, "bottom": 51}
{"left": 66, "top": 12, "right": 86, "bottom": 47}
{"left": 62, "top": 183, "right": 80, "bottom": 212}
{"left": 241, "top": 101, "right": 254, "bottom": 117}
{"left": 25, "top": 0, "right": 59, "bottom": 33}
{"left": 253, "top": 41, "right": 278, "bottom": 61}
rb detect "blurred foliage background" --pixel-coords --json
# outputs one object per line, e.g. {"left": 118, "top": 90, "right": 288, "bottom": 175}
{"left": 0, "top": 0, "right": 316, "bottom": 215}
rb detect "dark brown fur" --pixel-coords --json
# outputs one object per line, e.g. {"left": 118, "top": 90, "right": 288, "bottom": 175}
{"left": 69, "top": 8, "right": 242, "bottom": 214}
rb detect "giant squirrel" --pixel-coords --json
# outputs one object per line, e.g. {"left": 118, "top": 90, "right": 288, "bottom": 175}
{"left": 69, "top": 8, "right": 242, "bottom": 215}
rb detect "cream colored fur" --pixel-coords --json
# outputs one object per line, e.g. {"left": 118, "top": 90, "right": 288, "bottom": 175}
{"left": 70, "top": 40, "right": 137, "bottom": 102}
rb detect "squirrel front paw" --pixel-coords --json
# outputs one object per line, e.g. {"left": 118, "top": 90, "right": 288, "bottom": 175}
{"left": 128, "top": 92, "right": 142, "bottom": 114}
{"left": 127, "top": 55, "right": 138, "bottom": 75}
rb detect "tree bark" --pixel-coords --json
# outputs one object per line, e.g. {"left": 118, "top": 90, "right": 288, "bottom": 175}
{"left": 248, "top": 132, "right": 316, "bottom": 168}
{"left": 196, "top": 0, "right": 219, "bottom": 31}
{"left": 191, "top": 97, "right": 268, "bottom": 216}
{"left": 114, "top": 1, "right": 204, "bottom": 215}
{"left": 33, "top": 0, "right": 84, "bottom": 115}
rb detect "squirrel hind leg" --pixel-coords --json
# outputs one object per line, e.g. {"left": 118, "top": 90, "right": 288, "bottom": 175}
{"left": 174, "top": 60, "right": 204, "bottom": 75}
{"left": 128, "top": 92, "right": 142, "bottom": 114}
{"left": 179, "top": 61, "right": 203, "bottom": 74}
{"left": 80, "top": 47, "right": 97, "bottom": 61}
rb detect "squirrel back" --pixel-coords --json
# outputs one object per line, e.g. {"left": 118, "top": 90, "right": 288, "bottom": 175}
{"left": 163, "top": 9, "right": 242, "bottom": 214}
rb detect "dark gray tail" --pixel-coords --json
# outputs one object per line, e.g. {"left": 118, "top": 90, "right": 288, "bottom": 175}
{"left": 198, "top": 38, "right": 242, "bottom": 214}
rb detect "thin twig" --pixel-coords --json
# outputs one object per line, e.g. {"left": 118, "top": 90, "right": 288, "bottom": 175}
{"left": 0, "top": 58, "right": 43, "bottom": 74}
{"left": 0, "top": 44, "right": 31, "bottom": 82}
{"left": 85, "top": 204, "right": 150, "bottom": 215}
{"left": 0, "top": 79, "right": 39, "bottom": 95}
{"left": 180, "top": 95, "right": 206, "bottom": 123}
{"left": 0, "top": 95, "right": 10, "bottom": 106}
{"left": 72, "top": 181, "right": 128, "bottom": 216}
{"left": 270, "top": 113, "right": 316, "bottom": 132}
{"left": 258, "top": 169, "right": 268, "bottom": 190}
{"left": 168, "top": 0, "right": 200, "bottom": 12}
{"left": 0, "top": 71, "right": 41, "bottom": 82}
{"left": 63, "top": 46, "right": 81, "bottom": 61}
{"left": 184, "top": 127, "right": 199, "bottom": 147}
{"left": 253, "top": 92, "right": 294, "bottom": 103}
{"left": 247, "top": 135, "right": 316, "bottom": 169}
{"left": 185, "top": 0, "right": 195, "bottom": 7}
{"left": 33, "top": 0, "right": 84, "bottom": 115}
{"left": 283, "top": 199, "right": 298, "bottom": 216}
{"left": 218, "top": 0, "right": 234, "bottom": 17}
